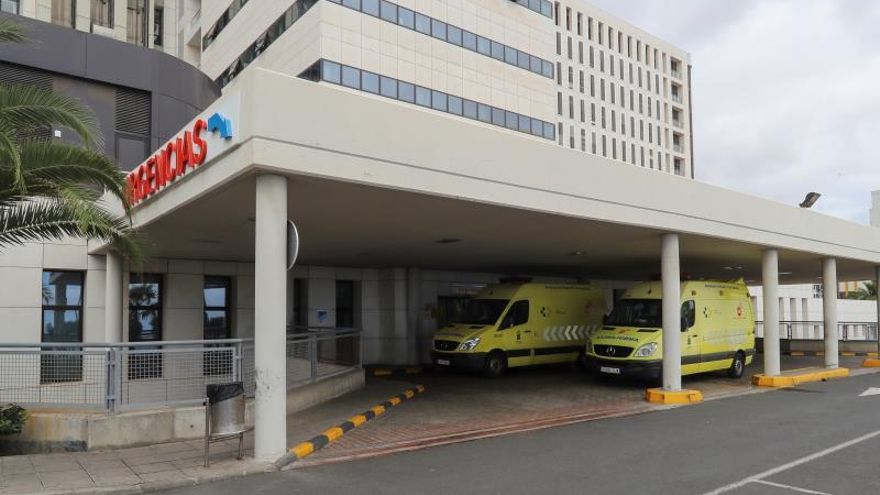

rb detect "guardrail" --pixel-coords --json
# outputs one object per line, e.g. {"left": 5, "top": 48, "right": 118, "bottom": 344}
{"left": 755, "top": 321, "right": 878, "bottom": 341}
{"left": 0, "top": 327, "right": 360, "bottom": 413}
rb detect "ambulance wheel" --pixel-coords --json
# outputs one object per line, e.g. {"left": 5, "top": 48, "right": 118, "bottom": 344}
{"left": 728, "top": 351, "right": 745, "bottom": 379}
{"left": 483, "top": 351, "right": 507, "bottom": 378}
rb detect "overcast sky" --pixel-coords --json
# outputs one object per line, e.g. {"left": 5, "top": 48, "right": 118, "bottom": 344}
{"left": 589, "top": 0, "right": 880, "bottom": 223}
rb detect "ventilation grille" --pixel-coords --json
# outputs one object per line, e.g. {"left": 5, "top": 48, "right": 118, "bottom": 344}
{"left": 115, "top": 88, "right": 151, "bottom": 136}
{"left": 0, "top": 63, "right": 53, "bottom": 140}
{"left": 0, "top": 62, "right": 52, "bottom": 90}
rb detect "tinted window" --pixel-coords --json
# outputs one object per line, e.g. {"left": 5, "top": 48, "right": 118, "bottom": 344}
{"left": 504, "top": 46, "right": 517, "bottom": 64}
{"left": 42, "top": 271, "right": 83, "bottom": 343}
{"left": 379, "top": 1, "right": 396, "bottom": 22}
{"left": 415, "top": 86, "right": 431, "bottom": 107}
{"left": 448, "top": 95, "right": 463, "bottom": 115}
{"left": 380, "top": 75, "right": 397, "bottom": 98}
{"left": 399, "top": 81, "right": 415, "bottom": 102}
{"left": 397, "top": 6, "right": 414, "bottom": 28}
{"left": 500, "top": 300, "right": 529, "bottom": 329}
{"left": 490, "top": 41, "right": 504, "bottom": 60}
{"left": 682, "top": 300, "right": 696, "bottom": 330}
{"left": 457, "top": 299, "right": 510, "bottom": 325}
{"left": 463, "top": 99, "right": 478, "bottom": 119}
{"left": 414, "top": 12, "right": 430, "bottom": 34}
{"left": 342, "top": 0, "right": 360, "bottom": 9}
{"left": 447, "top": 25, "right": 462, "bottom": 45}
{"left": 362, "top": 71, "right": 380, "bottom": 93}
{"left": 462, "top": 31, "right": 477, "bottom": 51}
{"left": 476, "top": 36, "right": 490, "bottom": 55}
{"left": 341, "top": 65, "right": 360, "bottom": 88}
{"left": 505, "top": 111, "right": 518, "bottom": 130}
{"left": 362, "top": 0, "right": 379, "bottom": 16}
{"left": 431, "top": 90, "right": 447, "bottom": 111}
{"left": 606, "top": 299, "right": 662, "bottom": 328}
{"left": 477, "top": 103, "right": 491, "bottom": 122}
{"left": 491, "top": 107, "right": 505, "bottom": 125}
{"left": 431, "top": 19, "right": 446, "bottom": 40}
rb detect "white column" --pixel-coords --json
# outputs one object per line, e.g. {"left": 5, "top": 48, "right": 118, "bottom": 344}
{"left": 253, "top": 175, "right": 288, "bottom": 460}
{"left": 406, "top": 267, "right": 421, "bottom": 365}
{"left": 823, "top": 258, "right": 838, "bottom": 369}
{"left": 104, "top": 251, "right": 124, "bottom": 343}
{"left": 875, "top": 267, "right": 880, "bottom": 349}
{"left": 661, "top": 233, "right": 681, "bottom": 391}
{"left": 762, "top": 249, "right": 780, "bottom": 376}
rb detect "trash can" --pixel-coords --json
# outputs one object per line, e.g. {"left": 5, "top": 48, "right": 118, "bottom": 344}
{"left": 206, "top": 382, "right": 246, "bottom": 435}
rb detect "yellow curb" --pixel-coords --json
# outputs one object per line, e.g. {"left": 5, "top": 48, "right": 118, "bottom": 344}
{"left": 373, "top": 369, "right": 392, "bottom": 376}
{"left": 388, "top": 397, "right": 402, "bottom": 406}
{"left": 841, "top": 352, "right": 856, "bottom": 357}
{"left": 404, "top": 390, "right": 415, "bottom": 399}
{"left": 863, "top": 359, "right": 880, "bottom": 368}
{"left": 405, "top": 367, "right": 422, "bottom": 374}
{"left": 323, "top": 427, "right": 344, "bottom": 442}
{"left": 371, "top": 405, "right": 386, "bottom": 416}
{"left": 816, "top": 351, "right": 825, "bottom": 356}
{"left": 645, "top": 388, "right": 703, "bottom": 405}
{"left": 790, "top": 351, "right": 805, "bottom": 356}
{"left": 867, "top": 352, "right": 879, "bottom": 358}
{"left": 752, "top": 367, "right": 849, "bottom": 388}
{"left": 416, "top": 385, "right": 425, "bottom": 393}
{"left": 349, "top": 415, "right": 367, "bottom": 427}
{"left": 291, "top": 442, "right": 314, "bottom": 458}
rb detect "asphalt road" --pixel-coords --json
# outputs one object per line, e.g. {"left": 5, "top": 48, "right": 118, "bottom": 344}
{"left": 162, "top": 372, "right": 880, "bottom": 495}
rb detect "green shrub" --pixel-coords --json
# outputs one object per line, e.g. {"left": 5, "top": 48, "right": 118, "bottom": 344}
{"left": 0, "top": 404, "right": 27, "bottom": 435}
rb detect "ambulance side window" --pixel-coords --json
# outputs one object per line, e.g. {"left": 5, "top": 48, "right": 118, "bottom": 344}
{"left": 680, "top": 300, "right": 695, "bottom": 331}
{"left": 501, "top": 300, "right": 529, "bottom": 329}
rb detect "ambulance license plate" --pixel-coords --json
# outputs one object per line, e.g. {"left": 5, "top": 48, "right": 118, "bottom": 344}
{"left": 437, "top": 359, "right": 451, "bottom": 366}
{"left": 600, "top": 366, "right": 621, "bottom": 375}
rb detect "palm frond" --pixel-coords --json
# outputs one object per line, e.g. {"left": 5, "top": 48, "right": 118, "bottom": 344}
{"left": 0, "top": 84, "right": 102, "bottom": 149}
{"left": 0, "top": 18, "right": 26, "bottom": 44}
{"left": 15, "top": 140, "right": 127, "bottom": 201}
{"left": 0, "top": 198, "right": 145, "bottom": 265}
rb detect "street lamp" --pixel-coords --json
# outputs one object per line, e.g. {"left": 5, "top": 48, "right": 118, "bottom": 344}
{"left": 799, "top": 192, "right": 821, "bottom": 208}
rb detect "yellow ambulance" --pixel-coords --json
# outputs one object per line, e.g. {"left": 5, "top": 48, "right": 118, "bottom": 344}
{"left": 431, "top": 282, "right": 605, "bottom": 376}
{"left": 585, "top": 279, "right": 756, "bottom": 381}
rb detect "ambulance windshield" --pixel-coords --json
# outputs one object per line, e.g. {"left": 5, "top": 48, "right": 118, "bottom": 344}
{"left": 456, "top": 299, "right": 510, "bottom": 326}
{"left": 606, "top": 299, "right": 662, "bottom": 328}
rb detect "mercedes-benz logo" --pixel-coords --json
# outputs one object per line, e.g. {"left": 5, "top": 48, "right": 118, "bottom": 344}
{"left": 607, "top": 347, "right": 616, "bottom": 356}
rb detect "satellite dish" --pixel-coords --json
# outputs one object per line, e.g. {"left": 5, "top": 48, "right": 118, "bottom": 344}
{"left": 287, "top": 220, "right": 299, "bottom": 270}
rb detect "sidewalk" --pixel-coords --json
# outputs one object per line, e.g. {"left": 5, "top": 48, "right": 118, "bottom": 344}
{"left": 0, "top": 379, "right": 410, "bottom": 495}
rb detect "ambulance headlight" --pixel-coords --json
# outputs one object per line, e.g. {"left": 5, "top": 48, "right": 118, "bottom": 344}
{"left": 634, "top": 342, "right": 658, "bottom": 357}
{"left": 458, "top": 337, "right": 481, "bottom": 351}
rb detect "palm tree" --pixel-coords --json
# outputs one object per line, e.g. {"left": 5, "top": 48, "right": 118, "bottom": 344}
{"left": 0, "top": 19, "right": 143, "bottom": 263}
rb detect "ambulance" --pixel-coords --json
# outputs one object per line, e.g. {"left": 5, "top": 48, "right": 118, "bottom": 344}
{"left": 431, "top": 282, "right": 605, "bottom": 376}
{"left": 585, "top": 279, "right": 756, "bottom": 381}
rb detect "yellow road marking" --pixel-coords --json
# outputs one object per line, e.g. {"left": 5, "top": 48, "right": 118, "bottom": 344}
{"left": 349, "top": 415, "right": 367, "bottom": 427}
{"left": 323, "top": 427, "right": 344, "bottom": 442}
{"left": 291, "top": 442, "right": 314, "bottom": 458}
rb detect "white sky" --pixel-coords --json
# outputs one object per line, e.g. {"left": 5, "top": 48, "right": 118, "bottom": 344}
{"left": 588, "top": 0, "right": 880, "bottom": 223}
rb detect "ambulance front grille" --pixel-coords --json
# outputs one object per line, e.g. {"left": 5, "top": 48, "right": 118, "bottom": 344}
{"left": 434, "top": 340, "right": 459, "bottom": 352}
{"left": 593, "top": 345, "right": 634, "bottom": 358}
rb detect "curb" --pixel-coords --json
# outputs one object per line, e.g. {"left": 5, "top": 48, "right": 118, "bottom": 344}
{"left": 274, "top": 384, "right": 425, "bottom": 469}
{"left": 370, "top": 366, "right": 424, "bottom": 377}
{"left": 783, "top": 351, "right": 878, "bottom": 357}
{"left": 752, "top": 367, "right": 850, "bottom": 387}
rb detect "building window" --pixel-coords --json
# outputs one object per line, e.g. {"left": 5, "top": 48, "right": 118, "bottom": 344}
{"left": 51, "top": 0, "right": 75, "bottom": 28}
{"left": 293, "top": 278, "right": 309, "bottom": 329}
{"left": 0, "top": 0, "right": 19, "bottom": 14}
{"left": 128, "top": 273, "right": 162, "bottom": 379}
{"left": 153, "top": 7, "right": 164, "bottom": 46}
{"left": 336, "top": 280, "right": 355, "bottom": 328}
{"left": 91, "top": 0, "right": 114, "bottom": 28}
{"left": 41, "top": 271, "right": 84, "bottom": 384}
{"left": 204, "top": 276, "right": 232, "bottom": 376}
{"left": 127, "top": 0, "right": 148, "bottom": 45}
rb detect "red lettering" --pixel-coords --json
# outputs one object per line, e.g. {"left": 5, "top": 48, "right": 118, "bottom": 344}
{"left": 126, "top": 173, "right": 138, "bottom": 206}
{"left": 138, "top": 164, "right": 149, "bottom": 201}
{"left": 192, "top": 119, "right": 207, "bottom": 165}
{"left": 175, "top": 134, "right": 191, "bottom": 177}
{"left": 145, "top": 157, "right": 157, "bottom": 195}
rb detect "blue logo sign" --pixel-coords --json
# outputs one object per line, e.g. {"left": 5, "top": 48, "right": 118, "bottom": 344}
{"left": 207, "top": 112, "right": 233, "bottom": 140}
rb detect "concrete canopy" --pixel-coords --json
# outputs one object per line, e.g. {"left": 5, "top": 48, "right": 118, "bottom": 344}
{"left": 118, "top": 68, "right": 880, "bottom": 284}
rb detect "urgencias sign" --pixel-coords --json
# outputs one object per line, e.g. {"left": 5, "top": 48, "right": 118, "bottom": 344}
{"left": 125, "top": 112, "right": 232, "bottom": 207}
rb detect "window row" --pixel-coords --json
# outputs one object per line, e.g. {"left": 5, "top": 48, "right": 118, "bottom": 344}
{"left": 511, "top": 0, "right": 553, "bottom": 18}
{"left": 557, "top": 128, "right": 681, "bottom": 174}
{"left": 40, "top": 271, "right": 234, "bottom": 346}
{"left": 202, "top": 0, "right": 249, "bottom": 50}
{"left": 557, "top": 43, "right": 668, "bottom": 100}
{"left": 554, "top": 2, "right": 677, "bottom": 76}
{"left": 300, "top": 59, "right": 556, "bottom": 141}
{"left": 326, "top": 0, "right": 553, "bottom": 79}
{"left": 215, "top": 0, "right": 318, "bottom": 88}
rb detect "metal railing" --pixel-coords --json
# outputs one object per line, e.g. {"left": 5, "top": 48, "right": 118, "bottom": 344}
{"left": 0, "top": 327, "right": 360, "bottom": 413}
{"left": 755, "top": 321, "right": 879, "bottom": 341}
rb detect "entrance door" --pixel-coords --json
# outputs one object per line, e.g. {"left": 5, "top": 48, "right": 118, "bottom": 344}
{"left": 498, "top": 300, "right": 533, "bottom": 368}
{"left": 680, "top": 300, "right": 701, "bottom": 374}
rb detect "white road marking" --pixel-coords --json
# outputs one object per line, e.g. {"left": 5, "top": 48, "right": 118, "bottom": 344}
{"left": 858, "top": 387, "right": 880, "bottom": 397}
{"left": 701, "top": 428, "right": 880, "bottom": 495}
{"left": 753, "top": 479, "right": 834, "bottom": 495}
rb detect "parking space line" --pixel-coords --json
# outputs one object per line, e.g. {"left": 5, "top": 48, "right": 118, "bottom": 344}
{"left": 753, "top": 480, "right": 833, "bottom": 495}
{"left": 701, "top": 428, "right": 880, "bottom": 494}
